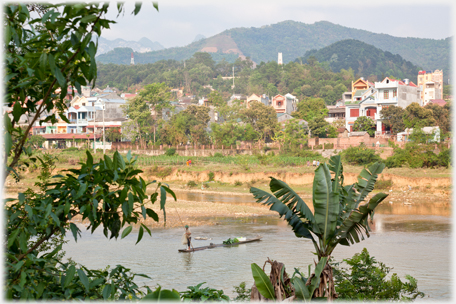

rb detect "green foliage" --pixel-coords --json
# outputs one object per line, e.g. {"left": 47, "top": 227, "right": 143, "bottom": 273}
{"left": 26, "top": 134, "right": 46, "bottom": 149}
{"left": 213, "top": 152, "right": 224, "bottom": 158}
{"left": 234, "top": 180, "right": 243, "bottom": 186}
{"left": 250, "top": 155, "right": 388, "bottom": 299}
{"left": 353, "top": 116, "right": 376, "bottom": 137}
{"left": 308, "top": 117, "right": 337, "bottom": 138}
{"left": 5, "top": 150, "right": 175, "bottom": 299}
{"left": 385, "top": 142, "right": 450, "bottom": 168}
{"left": 187, "top": 180, "right": 198, "bottom": 188}
{"left": 232, "top": 282, "right": 251, "bottom": 301}
{"left": 251, "top": 263, "right": 276, "bottom": 300}
{"left": 301, "top": 39, "right": 421, "bottom": 82}
{"left": 164, "top": 148, "right": 176, "bottom": 156}
{"left": 238, "top": 101, "right": 278, "bottom": 141}
{"left": 293, "top": 97, "right": 328, "bottom": 120}
{"left": 208, "top": 171, "right": 215, "bottom": 181}
{"left": 142, "top": 285, "right": 181, "bottom": 301}
{"left": 222, "top": 238, "right": 239, "bottom": 245}
{"left": 180, "top": 282, "right": 230, "bottom": 302}
{"left": 341, "top": 145, "right": 382, "bottom": 165}
{"left": 374, "top": 179, "right": 393, "bottom": 190}
{"left": 403, "top": 102, "right": 436, "bottom": 129}
{"left": 97, "top": 20, "right": 450, "bottom": 80}
{"left": 292, "top": 257, "right": 329, "bottom": 301}
{"left": 333, "top": 248, "right": 425, "bottom": 301}
{"left": 380, "top": 105, "right": 406, "bottom": 134}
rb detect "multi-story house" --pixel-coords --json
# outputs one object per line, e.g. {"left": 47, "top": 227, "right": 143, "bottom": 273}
{"left": 271, "top": 93, "right": 298, "bottom": 115}
{"left": 345, "top": 77, "right": 421, "bottom": 134}
{"left": 417, "top": 70, "right": 443, "bottom": 106}
{"left": 246, "top": 94, "right": 270, "bottom": 107}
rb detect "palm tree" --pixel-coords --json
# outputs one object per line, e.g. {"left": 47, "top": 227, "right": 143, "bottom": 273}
{"left": 250, "top": 155, "right": 388, "bottom": 300}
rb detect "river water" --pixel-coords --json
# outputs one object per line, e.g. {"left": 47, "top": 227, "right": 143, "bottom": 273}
{"left": 63, "top": 191, "right": 452, "bottom": 301}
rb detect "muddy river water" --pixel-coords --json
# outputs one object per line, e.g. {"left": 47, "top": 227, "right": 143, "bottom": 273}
{"left": 63, "top": 191, "right": 452, "bottom": 300}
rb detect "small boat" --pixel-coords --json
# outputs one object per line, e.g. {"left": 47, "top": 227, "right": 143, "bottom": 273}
{"left": 178, "top": 236, "right": 262, "bottom": 253}
{"left": 194, "top": 237, "right": 212, "bottom": 240}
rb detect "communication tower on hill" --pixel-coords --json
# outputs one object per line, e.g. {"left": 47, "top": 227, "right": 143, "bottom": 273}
{"left": 278, "top": 52, "right": 283, "bottom": 65}
{"left": 130, "top": 52, "right": 135, "bottom": 65}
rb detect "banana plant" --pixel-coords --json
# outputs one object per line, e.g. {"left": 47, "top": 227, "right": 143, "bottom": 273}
{"left": 250, "top": 155, "right": 388, "bottom": 299}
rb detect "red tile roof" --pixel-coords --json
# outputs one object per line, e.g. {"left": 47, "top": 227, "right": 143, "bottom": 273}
{"left": 429, "top": 99, "right": 447, "bottom": 107}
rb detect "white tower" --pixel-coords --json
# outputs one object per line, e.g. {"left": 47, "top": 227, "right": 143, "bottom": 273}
{"left": 130, "top": 52, "right": 135, "bottom": 65}
{"left": 278, "top": 52, "right": 283, "bottom": 65}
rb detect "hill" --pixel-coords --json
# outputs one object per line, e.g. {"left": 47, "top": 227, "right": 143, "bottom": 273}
{"left": 96, "top": 20, "right": 450, "bottom": 78}
{"left": 298, "top": 39, "right": 421, "bottom": 82}
{"left": 95, "top": 36, "right": 164, "bottom": 55}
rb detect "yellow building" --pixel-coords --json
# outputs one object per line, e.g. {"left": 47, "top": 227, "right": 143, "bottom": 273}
{"left": 417, "top": 70, "right": 443, "bottom": 106}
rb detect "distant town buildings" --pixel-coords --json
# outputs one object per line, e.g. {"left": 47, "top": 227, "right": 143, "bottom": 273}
{"left": 417, "top": 70, "right": 443, "bottom": 106}
{"left": 344, "top": 77, "right": 421, "bottom": 134}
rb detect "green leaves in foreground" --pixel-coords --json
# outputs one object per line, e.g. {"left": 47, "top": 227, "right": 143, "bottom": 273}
{"left": 142, "top": 285, "right": 181, "bottom": 301}
{"left": 292, "top": 257, "right": 328, "bottom": 301}
{"left": 251, "top": 263, "right": 275, "bottom": 300}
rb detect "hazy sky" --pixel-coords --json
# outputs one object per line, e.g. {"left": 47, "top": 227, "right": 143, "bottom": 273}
{"left": 99, "top": 0, "right": 454, "bottom": 48}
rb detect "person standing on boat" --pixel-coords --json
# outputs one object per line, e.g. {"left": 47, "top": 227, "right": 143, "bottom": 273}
{"left": 184, "top": 225, "right": 192, "bottom": 250}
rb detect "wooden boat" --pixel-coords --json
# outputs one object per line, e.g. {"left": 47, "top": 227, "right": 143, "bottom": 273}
{"left": 178, "top": 236, "right": 262, "bottom": 253}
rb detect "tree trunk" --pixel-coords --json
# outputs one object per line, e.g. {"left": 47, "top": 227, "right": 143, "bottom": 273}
{"left": 306, "top": 262, "right": 338, "bottom": 300}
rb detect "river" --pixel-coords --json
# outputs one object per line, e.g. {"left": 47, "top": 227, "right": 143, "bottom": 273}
{"left": 63, "top": 191, "right": 451, "bottom": 301}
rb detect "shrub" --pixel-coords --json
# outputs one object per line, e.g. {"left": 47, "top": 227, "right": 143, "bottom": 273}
{"left": 187, "top": 181, "right": 197, "bottom": 188}
{"left": 164, "top": 148, "right": 176, "bottom": 156}
{"left": 63, "top": 147, "right": 79, "bottom": 152}
{"left": 232, "top": 282, "right": 251, "bottom": 301}
{"left": 267, "top": 151, "right": 275, "bottom": 157}
{"left": 180, "top": 282, "right": 229, "bottom": 302}
{"left": 213, "top": 152, "right": 224, "bottom": 158}
{"left": 208, "top": 171, "right": 215, "bottom": 182}
{"left": 234, "top": 180, "right": 242, "bottom": 186}
{"left": 374, "top": 179, "right": 393, "bottom": 190}
{"left": 263, "top": 146, "right": 272, "bottom": 152}
{"left": 333, "top": 248, "right": 424, "bottom": 301}
{"left": 147, "top": 165, "right": 173, "bottom": 178}
{"left": 324, "top": 143, "right": 334, "bottom": 149}
{"left": 385, "top": 143, "right": 450, "bottom": 169}
{"left": 341, "top": 146, "right": 382, "bottom": 165}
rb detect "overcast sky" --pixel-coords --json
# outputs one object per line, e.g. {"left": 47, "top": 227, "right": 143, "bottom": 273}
{"left": 98, "top": 0, "right": 454, "bottom": 48}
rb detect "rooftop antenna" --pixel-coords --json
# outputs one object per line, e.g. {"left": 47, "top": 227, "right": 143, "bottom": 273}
{"left": 130, "top": 52, "right": 134, "bottom": 65}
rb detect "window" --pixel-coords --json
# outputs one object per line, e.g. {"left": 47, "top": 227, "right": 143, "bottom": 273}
{"left": 384, "top": 90, "right": 389, "bottom": 99}
{"left": 393, "top": 89, "right": 397, "bottom": 98}
{"left": 350, "top": 109, "right": 359, "bottom": 117}
{"left": 277, "top": 101, "right": 282, "bottom": 107}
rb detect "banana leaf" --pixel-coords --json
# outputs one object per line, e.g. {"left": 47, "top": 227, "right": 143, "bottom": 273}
{"left": 250, "top": 187, "right": 314, "bottom": 239}
{"left": 312, "top": 164, "right": 339, "bottom": 245}
{"left": 269, "top": 177, "right": 316, "bottom": 227}
{"left": 327, "top": 155, "right": 344, "bottom": 193}
{"left": 334, "top": 192, "right": 388, "bottom": 247}
{"left": 292, "top": 257, "right": 328, "bottom": 301}
{"left": 251, "top": 263, "right": 275, "bottom": 300}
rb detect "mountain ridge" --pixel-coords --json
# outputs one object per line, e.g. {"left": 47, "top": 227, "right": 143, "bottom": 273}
{"left": 96, "top": 20, "right": 450, "bottom": 77}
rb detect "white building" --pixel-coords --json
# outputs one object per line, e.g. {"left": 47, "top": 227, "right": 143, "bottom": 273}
{"left": 345, "top": 77, "right": 421, "bottom": 134}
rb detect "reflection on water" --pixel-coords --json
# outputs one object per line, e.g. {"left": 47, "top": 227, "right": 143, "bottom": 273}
{"left": 63, "top": 190, "right": 451, "bottom": 300}
{"left": 175, "top": 190, "right": 451, "bottom": 217}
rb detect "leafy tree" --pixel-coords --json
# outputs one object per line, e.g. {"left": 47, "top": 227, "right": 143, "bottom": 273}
{"left": 4, "top": 3, "right": 180, "bottom": 301}
{"left": 308, "top": 116, "right": 337, "bottom": 138}
{"left": 26, "top": 134, "right": 46, "bottom": 149}
{"left": 380, "top": 105, "right": 406, "bottom": 134}
{"left": 292, "top": 97, "right": 328, "bottom": 122}
{"left": 4, "top": 2, "right": 129, "bottom": 181}
{"left": 341, "top": 145, "right": 382, "bottom": 165}
{"left": 134, "top": 82, "right": 172, "bottom": 119}
{"left": 165, "top": 105, "right": 210, "bottom": 145}
{"left": 6, "top": 151, "right": 176, "bottom": 299}
{"left": 250, "top": 155, "right": 388, "bottom": 300}
{"left": 210, "top": 122, "right": 248, "bottom": 147}
{"left": 333, "top": 248, "right": 424, "bottom": 301}
{"left": 121, "top": 93, "right": 153, "bottom": 142}
{"left": 403, "top": 102, "right": 436, "bottom": 129}
{"left": 208, "top": 90, "right": 225, "bottom": 108}
{"left": 275, "top": 118, "right": 308, "bottom": 153}
{"left": 105, "top": 127, "right": 121, "bottom": 142}
{"left": 425, "top": 102, "right": 451, "bottom": 134}
{"left": 353, "top": 116, "right": 376, "bottom": 137}
{"left": 238, "top": 101, "right": 278, "bottom": 142}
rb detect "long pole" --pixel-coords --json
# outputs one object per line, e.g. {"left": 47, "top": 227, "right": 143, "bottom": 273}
{"left": 103, "top": 100, "right": 105, "bottom": 155}
{"left": 94, "top": 108, "right": 96, "bottom": 153}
